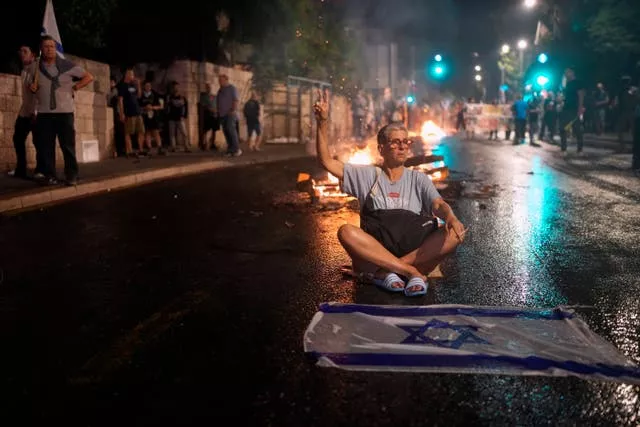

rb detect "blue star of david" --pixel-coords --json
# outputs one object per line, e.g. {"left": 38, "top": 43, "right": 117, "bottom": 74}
{"left": 397, "top": 319, "right": 490, "bottom": 349}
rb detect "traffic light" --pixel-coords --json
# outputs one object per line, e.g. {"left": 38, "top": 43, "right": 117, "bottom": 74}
{"left": 537, "top": 53, "right": 548, "bottom": 64}
{"left": 406, "top": 95, "right": 415, "bottom": 104}
{"left": 427, "top": 54, "right": 449, "bottom": 81}
{"left": 536, "top": 74, "right": 550, "bottom": 87}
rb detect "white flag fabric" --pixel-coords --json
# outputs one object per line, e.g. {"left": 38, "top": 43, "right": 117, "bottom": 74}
{"left": 304, "top": 303, "right": 640, "bottom": 384}
{"left": 41, "top": 0, "right": 64, "bottom": 58}
{"left": 534, "top": 20, "right": 551, "bottom": 46}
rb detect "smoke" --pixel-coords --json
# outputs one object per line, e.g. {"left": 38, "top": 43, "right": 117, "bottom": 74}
{"left": 345, "top": 0, "right": 460, "bottom": 43}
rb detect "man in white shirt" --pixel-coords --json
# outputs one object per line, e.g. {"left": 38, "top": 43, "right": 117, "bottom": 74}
{"left": 8, "top": 46, "right": 38, "bottom": 179}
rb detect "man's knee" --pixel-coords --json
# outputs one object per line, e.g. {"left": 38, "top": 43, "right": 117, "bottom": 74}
{"left": 442, "top": 226, "right": 462, "bottom": 252}
{"left": 337, "top": 224, "right": 360, "bottom": 245}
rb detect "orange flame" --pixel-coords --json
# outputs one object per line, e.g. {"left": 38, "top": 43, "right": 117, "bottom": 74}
{"left": 421, "top": 120, "right": 447, "bottom": 141}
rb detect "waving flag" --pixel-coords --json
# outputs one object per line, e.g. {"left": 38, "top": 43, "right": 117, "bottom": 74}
{"left": 41, "top": 0, "right": 64, "bottom": 58}
{"left": 304, "top": 303, "right": 640, "bottom": 384}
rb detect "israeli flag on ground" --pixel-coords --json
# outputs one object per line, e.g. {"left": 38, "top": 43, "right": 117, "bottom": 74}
{"left": 41, "top": 0, "right": 64, "bottom": 58}
{"left": 304, "top": 303, "right": 640, "bottom": 384}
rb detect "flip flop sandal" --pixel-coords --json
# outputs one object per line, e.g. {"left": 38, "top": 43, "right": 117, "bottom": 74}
{"left": 371, "top": 273, "right": 406, "bottom": 293}
{"left": 404, "top": 277, "right": 428, "bottom": 297}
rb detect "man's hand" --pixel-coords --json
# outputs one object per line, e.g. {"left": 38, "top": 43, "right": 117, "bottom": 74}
{"left": 29, "top": 83, "right": 38, "bottom": 93}
{"left": 313, "top": 89, "right": 329, "bottom": 122}
{"left": 446, "top": 216, "right": 467, "bottom": 242}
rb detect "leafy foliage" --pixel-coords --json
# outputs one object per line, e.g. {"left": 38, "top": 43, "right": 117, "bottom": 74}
{"left": 586, "top": 0, "right": 640, "bottom": 55}
{"left": 251, "top": 0, "right": 359, "bottom": 95}
{"left": 498, "top": 51, "right": 522, "bottom": 93}
{"left": 56, "top": 0, "right": 118, "bottom": 52}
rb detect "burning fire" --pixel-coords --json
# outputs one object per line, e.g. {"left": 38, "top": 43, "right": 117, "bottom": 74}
{"left": 326, "top": 144, "right": 379, "bottom": 184}
{"left": 421, "top": 120, "right": 447, "bottom": 142}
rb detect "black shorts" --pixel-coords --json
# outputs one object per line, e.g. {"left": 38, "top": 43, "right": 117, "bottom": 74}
{"left": 361, "top": 209, "right": 439, "bottom": 257}
{"left": 203, "top": 115, "right": 219, "bottom": 132}
{"left": 143, "top": 116, "right": 160, "bottom": 131}
{"left": 247, "top": 120, "right": 261, "bottom": 136}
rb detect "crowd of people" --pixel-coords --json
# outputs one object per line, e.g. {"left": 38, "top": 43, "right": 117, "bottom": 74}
{"left": 107, "top": 71, "right": 264, "bottom": 159}
{"left": 8, "top": 36, "right": 265, "bottom": 186}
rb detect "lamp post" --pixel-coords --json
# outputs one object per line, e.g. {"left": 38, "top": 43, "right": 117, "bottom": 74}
{"left": 517, "top": 39, "right": 528, "bottom": 74}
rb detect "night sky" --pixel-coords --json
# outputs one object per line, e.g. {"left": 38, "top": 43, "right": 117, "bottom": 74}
{"left": 0, "top": 0, "right": 537, "bottom": 80}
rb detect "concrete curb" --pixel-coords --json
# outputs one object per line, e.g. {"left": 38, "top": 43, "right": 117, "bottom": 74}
{"left": 0, "top": 150, "right": 309, "bottom": 214}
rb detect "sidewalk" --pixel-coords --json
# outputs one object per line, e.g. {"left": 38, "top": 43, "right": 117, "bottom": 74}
{"left": 0, "top": 144, "right": 308, "bottom": 214}
{"left": 549, "top": 132, "right": 632, "bottom": 151}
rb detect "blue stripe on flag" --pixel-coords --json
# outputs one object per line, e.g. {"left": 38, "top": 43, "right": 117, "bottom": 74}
{"left": 319, "top": 303, "right": 575, "bottom": 320}
{"left": 309, "top": 352, "right": 640, "bottom": 380}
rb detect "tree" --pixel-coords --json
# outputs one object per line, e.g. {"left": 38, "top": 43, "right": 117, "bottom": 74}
{"left": 586, "top": 0, "right": 640, "bottom": 55}
{"left": 498, "top": 50, "right": 522, "bottom": 96}
{"left": 250, "top": 0, "right": 359, "bottom": 95}
{"left": 55, "top": 0, "right": 119, "bottom": 55}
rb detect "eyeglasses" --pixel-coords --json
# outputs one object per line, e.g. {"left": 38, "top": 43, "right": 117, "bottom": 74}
{"left": 384, "top": 138, "right": 412, "bottom": 148}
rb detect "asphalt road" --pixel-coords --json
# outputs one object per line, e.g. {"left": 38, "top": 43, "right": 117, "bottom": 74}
{"left": 0, "top": 138, "right": 638, "bottom": 426}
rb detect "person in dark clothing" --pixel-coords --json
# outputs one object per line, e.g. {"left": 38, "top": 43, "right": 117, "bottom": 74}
{"left": 527, "top": 94, "right": 542, "bottom": 146}
{"left": 139, "top": 81, "right": 165, "bottom": 155}
{"left": 539, "top": 92, "right": 557, "bottom": 142}
{"left": 166, "top": 82, "right": 190, "bottom": 152}
{"left": 593, "top": 83, "right": 609, "bottom": 135}
{"left": 559, "top": 68, "right": 585, "bottom": 154}
{"left": 32, "top": 35, "right": 94, "bottom": 186}
{"left": 8, "top": 45, "right": 37, "bottom": 179}
{"left": 512, "top": 95, "right": 528, "bottom": 145}
{"left": 243, "top": 90, "right": 262, "bottom": 151}
{"left": 199, "top": 83, "right": 218, "bottom": 151}
{"left": 117, "top": 67, "right": 145, "bottom": 157}
{"left": 615, "top": 76, "right": 637, "bottom": 150}
{"left": 633, "top": 103, "right": 640, "bottom": 174}
{"left": 108, "top": 77, "right": 126, "bottom": 157}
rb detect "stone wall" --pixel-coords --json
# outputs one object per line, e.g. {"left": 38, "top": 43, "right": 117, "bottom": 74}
{"left": 0, "top": 54, "right": 112, "bottom": 172}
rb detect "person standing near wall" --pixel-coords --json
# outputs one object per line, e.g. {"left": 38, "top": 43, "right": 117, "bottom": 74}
{"left": 217, "top": 74, "right": 242, "bottom": 157}
{"left": 30, "top": 35, "right": 94, "bottom": 185}
{"left": 243, "top": 90, "right": 262, "bottom": 151}
{"left": 166, "top": 82, "right": 190, "bottom": 153}
{"left": 8, "top": 45, "right": 38, "bottom": 179}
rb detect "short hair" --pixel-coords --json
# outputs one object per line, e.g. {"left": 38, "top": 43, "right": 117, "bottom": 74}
{"left": 377, "top": 123, "right": 408, "bottom": 145}
{"left": 41, "top": 35, "right": 55, "bottom": 44}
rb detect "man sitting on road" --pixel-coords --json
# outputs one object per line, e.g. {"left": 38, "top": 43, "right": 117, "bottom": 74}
{"left": 313, "top": 91, "right": 466, "bottom": 297}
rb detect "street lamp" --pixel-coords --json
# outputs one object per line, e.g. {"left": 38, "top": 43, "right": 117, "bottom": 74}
{"left": 475, "top": 74, "right": 482, "bottom": 82}
{"left": 501, "top": 44, "right": 510, "bottom": 54}
{"left": 517, "top": 39, "right": 528, "bottom": 75}
{"left": 475, "top": 65, "right": 482, "bottom": 72}
{"left": 524, "top": 0, "right": 536, "bottom": 8}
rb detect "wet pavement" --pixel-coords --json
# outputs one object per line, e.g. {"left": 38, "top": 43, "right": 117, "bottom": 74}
{"left": 0, "top": 136, "right": 639, "bottom": 425}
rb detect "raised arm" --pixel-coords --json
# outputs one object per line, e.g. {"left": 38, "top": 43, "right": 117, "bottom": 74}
{"left": 313, "top": 90, "right": 344, "bottom": 179}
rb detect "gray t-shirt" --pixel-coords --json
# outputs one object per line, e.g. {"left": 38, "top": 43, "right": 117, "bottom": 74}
{"left": 216, "top": 84, "right": 239, "bottom": 117}
{"left": 36, "top": 62, "right": 86, "bottom": 114}
{"left": 342, "top": 164, "right": 441, "bottom": 215}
